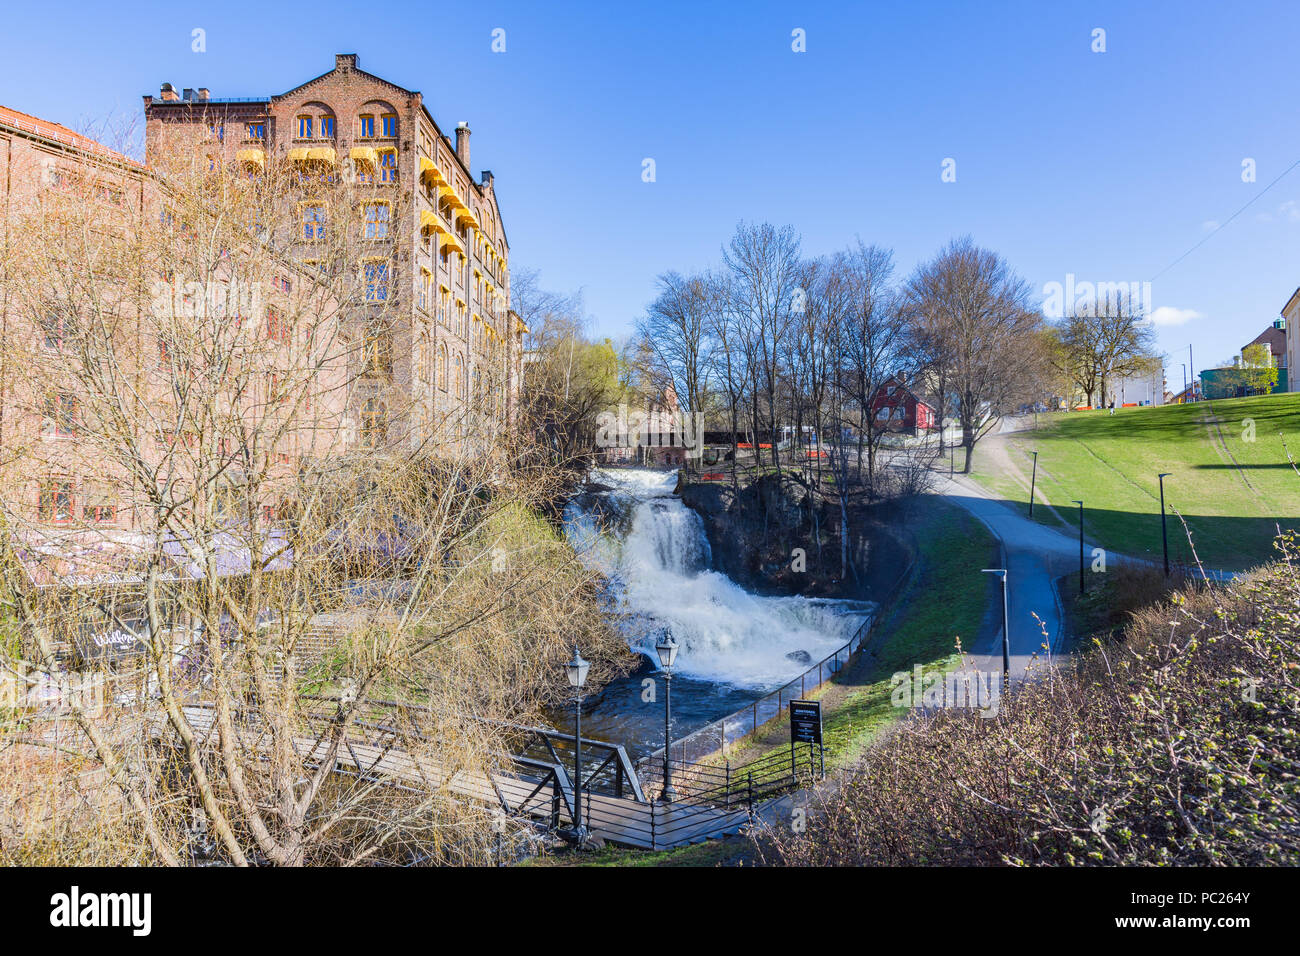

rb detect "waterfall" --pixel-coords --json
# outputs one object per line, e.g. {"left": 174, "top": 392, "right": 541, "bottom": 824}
{"left": 564, "top": 468, "right": 873, "bottom": 689}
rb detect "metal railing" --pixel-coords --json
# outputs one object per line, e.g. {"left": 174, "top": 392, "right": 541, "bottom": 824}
{"left": 637, "top": 613, "right": 877, "bottom": 769}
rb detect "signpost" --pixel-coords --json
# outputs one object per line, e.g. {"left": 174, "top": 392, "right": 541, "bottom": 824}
{"left": 789, "top": 699, "right": 824, "bottom": 777}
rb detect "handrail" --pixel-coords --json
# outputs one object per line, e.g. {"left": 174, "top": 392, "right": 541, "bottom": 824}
{"left": 637, "top": 611, "right": 877, "bottom": 772}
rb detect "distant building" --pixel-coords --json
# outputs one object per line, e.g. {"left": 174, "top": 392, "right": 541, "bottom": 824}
{"left": 1201, "top": 318, "right": 1289, "bottom": 398}
{"left": 1107, "top": 364, "right": 1165, "bottom": 406}
{"left": 1278, "top": 293, "right": 1299, "bottom": 392}
{"left": 869, "top": 376, "right": 938, "bottom": 436}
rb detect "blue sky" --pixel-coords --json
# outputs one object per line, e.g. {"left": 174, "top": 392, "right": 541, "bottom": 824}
{"left": 4, "top": 0, "right": 1299, "bottom": 386}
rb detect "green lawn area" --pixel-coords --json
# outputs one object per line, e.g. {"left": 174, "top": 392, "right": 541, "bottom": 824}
{"left": 968, "top": 393, "right": 1300, "bottom": 571}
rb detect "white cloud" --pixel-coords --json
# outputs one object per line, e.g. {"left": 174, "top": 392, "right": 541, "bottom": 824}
{"left": 1279, "top": 200, "right": 1300, "bottom": 222}
{"left": 1200, "top": 219, "right": 1220, "bottom": 232}
{"left": 1148, "top": 306, "right": 1203, "bottom": 326}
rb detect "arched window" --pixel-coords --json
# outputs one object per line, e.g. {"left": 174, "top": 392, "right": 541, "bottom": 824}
{"left": 360, "top": 398, "right": 387, "bottom": 448}
{"left": 454, "top": 353, "right": 464, "bottom": 399}
{"left": 438, "top": 343, "right": 448, "bottom": 391}
{"left": 418, "top": 329, "right": 431, "bottom": 388}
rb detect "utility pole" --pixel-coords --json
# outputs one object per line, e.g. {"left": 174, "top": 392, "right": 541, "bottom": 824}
{"left": 1028, "top": 451, "right": 1038, "bottom": 517}
{"left": 1158, "top": 473, "right": 1171, "bottom": 577}
{"left": 981, "top": 568, "right": 1011, "bottom": 690}
{"left": 1072, "top": 499, "right": 1085, "bottom": 594}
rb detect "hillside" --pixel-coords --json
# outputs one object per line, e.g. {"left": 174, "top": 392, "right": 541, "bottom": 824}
{"left": 968, "top": 393, "right": 1300, "bottom": 571}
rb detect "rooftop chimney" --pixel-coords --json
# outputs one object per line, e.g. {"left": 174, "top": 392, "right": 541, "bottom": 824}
{"left": 182, "top": 88, "right": 195, "bottom": 102}
{"left": 197, "top": 88, "right": 210, "bottom": 101}
{"left": 481, "top": 170, "right": 493, "bottom": 189}
{"left": 160, "top": 83, "right": 179, "bottom": 102}
{"left": 336, "top": 53, "right": 358, "bottom": 72}
{"left": 455, "top": 122, "right": 471, "bottom": 168}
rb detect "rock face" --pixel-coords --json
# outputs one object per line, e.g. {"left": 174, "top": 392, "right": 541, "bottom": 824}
{"left": 678, "top": 474, "right": 910, "bottom": 602}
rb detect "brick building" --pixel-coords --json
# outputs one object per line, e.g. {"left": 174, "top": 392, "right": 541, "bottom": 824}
{"left": 143, "top": 54, "right": 525, "bottom": 448}
{"left": 0, "top": 101, "right": 350, "bottom": 584}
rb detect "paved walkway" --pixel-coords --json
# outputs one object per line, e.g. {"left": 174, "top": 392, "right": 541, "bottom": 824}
{"left": 928, "top": 469, "right": 1095, "bottom": 681}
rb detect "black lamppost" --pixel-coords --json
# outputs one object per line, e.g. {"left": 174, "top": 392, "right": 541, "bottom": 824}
{"left": 1158, "top": 473, "right": 1171, "bottom": 577}
{"left": 981, "top": 568, "right": 1010, "bottom": 689}
{"left": 654, "top": 633, "right": 679, "bottom": 803}
{"left": 1072, "top": 499, "right": 1085, "bottom": 594}
{"left": 1028, "top": 451, "right": 1039, "bottom": 517}
{"left": 563, "top": 646, "right": 590, "bottom": 841}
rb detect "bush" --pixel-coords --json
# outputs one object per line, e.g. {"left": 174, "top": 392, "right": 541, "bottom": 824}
{"left": 756, "top": 533, "right": 1300, "bottom": 865}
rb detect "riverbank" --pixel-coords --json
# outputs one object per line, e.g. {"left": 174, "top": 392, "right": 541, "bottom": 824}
{"left": 525, "top": 493, "right": 999, "bottom": 866}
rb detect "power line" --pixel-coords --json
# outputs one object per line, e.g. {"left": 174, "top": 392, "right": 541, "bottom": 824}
{"left": 1149, "top": 157, "right": 1300, "bottom": 283}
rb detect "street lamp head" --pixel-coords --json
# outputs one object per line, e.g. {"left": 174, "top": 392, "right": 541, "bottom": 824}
{"left": 564, "top": 645, "right": 589, "bottom": 690}
{"left": 980, "top": 568, "right": 1007, "bottom": 579}
{"left": 1158, "top": 472, "right": 1171, "bottom": 479}
{"left": 654, "top": 632, "right": 679, "bottom": 669}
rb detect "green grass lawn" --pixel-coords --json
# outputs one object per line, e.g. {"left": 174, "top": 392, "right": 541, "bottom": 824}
{"left": 969, "top": 393, "right": 1300, "bottom": 571}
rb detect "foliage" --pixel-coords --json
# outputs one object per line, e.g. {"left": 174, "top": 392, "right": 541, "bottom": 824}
{"left": 756, "top": 534, "right": 1300, "bottom": 866}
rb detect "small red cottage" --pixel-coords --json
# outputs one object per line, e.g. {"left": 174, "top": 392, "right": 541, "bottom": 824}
{"left": 869, "top": 375, "right": 938, "bottom": 436}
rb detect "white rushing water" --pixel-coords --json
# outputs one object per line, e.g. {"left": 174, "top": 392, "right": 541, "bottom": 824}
{"left": 563, "top": 468, "right": 873, "bottom": 689}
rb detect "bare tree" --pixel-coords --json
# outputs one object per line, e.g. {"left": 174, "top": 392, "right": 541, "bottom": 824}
{"left": 0, "top": 139, "right": 629, "bottom": 865}
{"left": 724, "top": 223, "right": 801, "bottom": 476}
{"left": 906, "top": 237, "right": 1045, "bottom": 473}
{"left": 836, "top": 242, "right": 906, "bottom": 496}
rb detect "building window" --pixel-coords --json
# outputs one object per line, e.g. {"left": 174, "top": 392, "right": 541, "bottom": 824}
{"left": 247, "top": 123, "right": 265, "bottom": 140}
{"left": 418, "top": 272, "right": 430, "bottom": 311}
{"left": 438, "top": 344, "right": 448, "bottom": 391}
{"left": 364, "top": 262, "right": 389, "bottom": 302}
{"left": 379, "top": 150, "right": 398, "bottom": 183}
{"left": 321, "top": 115, "right": 335, "bottom": 138}
{"left": 44, "top": 393, "right": 78, "bottom": 438}
{"left": 454, "top": 353, "right": 465, "bottom": 399}
{"left": 83, "top": 499, "right": 117, "bottom": 523}
{"left": 381, "top": 114, "right": 398, "bottom": 137}
{"left": 297, "top": 115, "right": 313, "bottom": 138}
{"left": 39, "top": 480, "right": 75, "bottom": 523}
{"left": 363, "top": 203, "right": 389, "bottom": 239}
{"left": 360, "top": 398, "right": 387, "bottom": 448}
{"left": 358, "top": 114, "right": 375, "bottom": 138}
{"left": 267, "top": 306, "right": 291, "bottom": 343}
{"left": 39, "top": 311, "right": 77, "bottom": 350}
{"left": 302, "top": 205, "right": 325, "bottom": 240}
{"left": 362, "top": 323, "right": 392, "bottom": 375}
{"left": 208, "top": 124, "right": 224, "bottom": 142}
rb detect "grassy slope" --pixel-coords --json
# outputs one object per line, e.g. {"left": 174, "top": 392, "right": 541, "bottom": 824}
{"left": 968, "top": 393, "right": 1300, "bottom": 571}
{"left": 524, "top": 496, "right": 999, "bottom": 867}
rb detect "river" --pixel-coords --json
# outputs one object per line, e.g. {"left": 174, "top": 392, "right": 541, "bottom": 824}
{"left": 562, "top": 467, "right": 874, "bottom": 759}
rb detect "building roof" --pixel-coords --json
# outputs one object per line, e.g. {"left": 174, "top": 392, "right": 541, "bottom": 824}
{"left": 0, "top": 103, "right": 141, "bottom": 168}
{"left": 1245, "top": 323, "right": 1287, "bottom": 364}
{"left": 873, "top": 374, "right": 939, "bottom": 411}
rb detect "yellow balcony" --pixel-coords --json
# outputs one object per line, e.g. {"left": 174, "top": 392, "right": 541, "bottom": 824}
{"left": 351, "top": 146, "right": 379, "bottom": 166}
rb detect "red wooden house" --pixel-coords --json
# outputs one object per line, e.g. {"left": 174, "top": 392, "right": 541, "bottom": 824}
{"left": 869, "top": 376, "right": 938, "bottom": 435}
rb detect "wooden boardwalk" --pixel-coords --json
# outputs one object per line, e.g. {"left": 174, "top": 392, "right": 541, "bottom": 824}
{"left": 177, "top": 706, "right": 748, "bottom": 850}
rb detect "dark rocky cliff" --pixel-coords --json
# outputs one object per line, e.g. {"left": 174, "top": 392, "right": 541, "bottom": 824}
{"left": 678, "top": 473, "right": 910, "bottom": 602}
